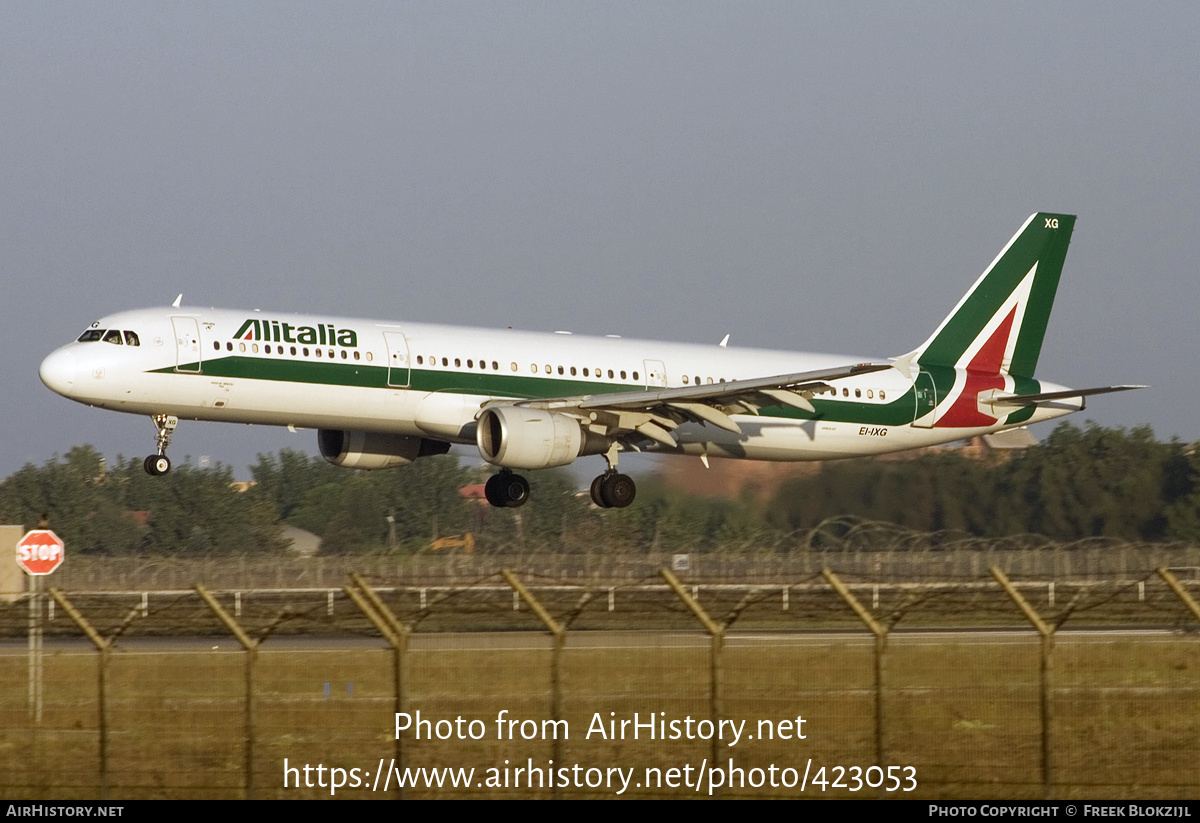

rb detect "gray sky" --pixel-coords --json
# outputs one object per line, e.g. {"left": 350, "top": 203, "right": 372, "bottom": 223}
{"left": 3, "top": 2, "right": 1196, "bottom": 479}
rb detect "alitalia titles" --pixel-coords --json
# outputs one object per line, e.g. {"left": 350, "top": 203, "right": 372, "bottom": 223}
{"left": 234, "top": 319, "right": 358, "bottom": 348}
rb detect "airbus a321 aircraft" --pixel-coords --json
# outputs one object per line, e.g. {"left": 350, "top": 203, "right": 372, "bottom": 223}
{"left": 40, "top": 213, "right": 1140, "bottom": 509}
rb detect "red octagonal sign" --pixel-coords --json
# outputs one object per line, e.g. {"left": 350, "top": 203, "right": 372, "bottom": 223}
{"left": 16, "top": 530, "right": 65, "bottom": 576}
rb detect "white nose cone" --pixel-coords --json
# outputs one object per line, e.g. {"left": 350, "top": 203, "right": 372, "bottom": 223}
{"left": 39, "top": 348, "right": 76, "bottom": 396}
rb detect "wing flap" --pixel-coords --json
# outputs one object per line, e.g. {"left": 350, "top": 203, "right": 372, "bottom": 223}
{"left": 757, "top": 388, "right": 817, "bottom": 414}
{"left": 666, "top": 401, "right": 743, "bottom": 434}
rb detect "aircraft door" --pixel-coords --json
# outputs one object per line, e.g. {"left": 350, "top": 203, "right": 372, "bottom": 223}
{"left": 913, "top": 371, "right": 938, "bottom": 428}
{"left": 171, "top": 317, "right": 202, "bottom": 373}
{"left": 643, "top": 360, "right": 667, "bottom": 389}
{"left": 384, "top": 331, "right": 411, "bottom": 388}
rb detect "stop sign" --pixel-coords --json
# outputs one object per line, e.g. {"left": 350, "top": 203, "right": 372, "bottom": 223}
{"left": 16, "top": 530, "right": 65, "bottom": 575}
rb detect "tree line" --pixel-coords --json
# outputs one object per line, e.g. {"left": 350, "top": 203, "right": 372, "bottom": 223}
{"left": 0, "top": 422, "right": 1197, "bottom": 556}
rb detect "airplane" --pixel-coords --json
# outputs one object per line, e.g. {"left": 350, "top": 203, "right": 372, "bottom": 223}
{"left": 39, "top": 212, "right": 1141, "bottom": 509}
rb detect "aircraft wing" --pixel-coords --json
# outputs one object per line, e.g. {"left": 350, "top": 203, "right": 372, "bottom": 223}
{"left": 482, "top": 362, "right": 892, "bottom": 448}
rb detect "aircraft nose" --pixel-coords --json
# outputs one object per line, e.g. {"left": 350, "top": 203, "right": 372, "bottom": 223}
{"left": 39, "top": 348, "right": 77, "bottom": 396}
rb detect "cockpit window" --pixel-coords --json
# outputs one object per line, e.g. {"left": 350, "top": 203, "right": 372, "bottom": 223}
{"left": 124, "top": 331, "right": 140, "bottom": 347}
{"left": 77, "top": 329, "right": 105, "bottom": 343}
{"left": 102, "top": 329, "right": 123, "bottom": 345}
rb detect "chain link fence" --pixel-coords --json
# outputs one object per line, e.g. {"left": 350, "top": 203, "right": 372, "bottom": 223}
{"left": 1, "top": 559, "right": 1197, "bottom": 799}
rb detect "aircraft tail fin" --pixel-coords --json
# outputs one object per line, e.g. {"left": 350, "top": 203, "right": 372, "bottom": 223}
{"left": 910, "top": 213, "right": 1075, "bottom": 377}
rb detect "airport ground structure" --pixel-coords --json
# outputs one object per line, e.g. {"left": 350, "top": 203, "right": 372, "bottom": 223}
{"left": 1, "top": 544, "right": 1198, "bottom": 800}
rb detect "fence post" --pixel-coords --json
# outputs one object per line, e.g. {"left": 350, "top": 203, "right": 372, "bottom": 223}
{"left": 660, "top": 568, "right": 725, "bottom": 796}
{"left": 1157, "top": 567, "right": 1200, "bottom": 624}
{"left": 991, "top": 567, "right": 1054, "bottom": 798}
{"left": 48, "top": 588, "right": 112, "bottom": 800}
{"left": 822, "top": 569, "right": 888, "bottom": 777}
{"left": 344, "top": 573, "right": 409, "bottom": 799}
{"left": 195, "top": 585, "right": 260, "bottom": 800}
{"left": 503, "top": 569, "right": 594, "bottom": 799}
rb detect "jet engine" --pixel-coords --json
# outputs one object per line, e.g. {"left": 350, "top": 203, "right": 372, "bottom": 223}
{"left": 318, "top": 429, "right": 450, "bottom": 470}
{"left": 476, "top": 407, "right": 595, "bottom": 469}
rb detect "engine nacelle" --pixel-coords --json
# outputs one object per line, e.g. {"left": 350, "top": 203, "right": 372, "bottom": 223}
{"left": 318, "top": 430, "right": 450, "bottom": 470}
{"left": 476, "top": 407, "right": 588, "bottom": 469}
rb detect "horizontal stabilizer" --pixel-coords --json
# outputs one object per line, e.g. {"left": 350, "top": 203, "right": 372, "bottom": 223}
{"left": 989, "top": 385, "right": 1147, "bottom": 407}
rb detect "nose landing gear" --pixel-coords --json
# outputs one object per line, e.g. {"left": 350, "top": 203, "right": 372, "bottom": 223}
{"left": 143, "top": 414, "right": 178, "bottom": 476}
{"left": 143, "top": 454, "right": 171, "bottom": 476}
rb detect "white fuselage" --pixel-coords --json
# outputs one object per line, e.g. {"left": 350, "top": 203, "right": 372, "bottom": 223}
{"left": 39, "top": 306, "right": 1080, "bottom": 466}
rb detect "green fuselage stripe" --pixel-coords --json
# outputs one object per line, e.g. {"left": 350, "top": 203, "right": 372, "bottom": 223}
{"left": 153, "top": 355, "right": 929, "bottom": 428}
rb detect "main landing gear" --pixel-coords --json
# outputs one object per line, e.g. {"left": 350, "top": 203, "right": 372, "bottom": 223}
{"left": 590, "top": 445, "right": 636, "bottom": 508}
{"left": 484, "top": 469, "right": 530, "bottom": 508}
{"left": 590, "top": 471, "right": 636, "bottom": 508}
{"left": 142, "top": 414, "right": 178, "bottom": 476}
{"left": 483, "top": 448, "right": 637, "bottom": 509}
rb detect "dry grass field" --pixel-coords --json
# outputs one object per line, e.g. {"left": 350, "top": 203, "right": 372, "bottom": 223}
{"left": 0, "top": 631, "right": 1196, "bottom": 799}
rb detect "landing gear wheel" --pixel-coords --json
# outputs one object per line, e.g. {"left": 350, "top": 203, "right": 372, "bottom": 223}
{"left": 590, "top": 475, "right": 608, "bottom": 508}
{"left": 145, "top": 414, "right": 178, "bottom": 478}
{"left": 143, "top": 454, "right": 171, "bottom": 476}
{"left": 599, "top": 473, "right": 636, "bottom": 508}
{"left": 504, "top": 473, "right": 530, "bottom": 507}
{"left": 484, "top": 474, "right": 506, "bottom": 507}
{"left": 485, "top": 471, "right": 530, "bottom": 508}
